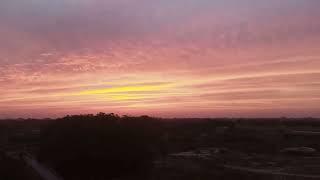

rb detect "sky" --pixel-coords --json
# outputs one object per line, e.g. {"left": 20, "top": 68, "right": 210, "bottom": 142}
{"left": 0, "top": 0, "right": 320, "bottom": 118}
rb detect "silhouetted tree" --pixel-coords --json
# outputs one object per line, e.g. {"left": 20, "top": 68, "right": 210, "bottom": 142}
{"left": 38, "top": 113, "right": 163, "bottom": 180}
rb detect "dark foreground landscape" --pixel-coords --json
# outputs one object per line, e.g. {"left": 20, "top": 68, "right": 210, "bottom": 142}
{"left": 1, "top": 113, "right": 320, "bottom": 180}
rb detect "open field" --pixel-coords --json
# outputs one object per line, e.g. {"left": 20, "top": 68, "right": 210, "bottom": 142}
{"left": 1, "top": 116, "right": 320, "bottom": 179}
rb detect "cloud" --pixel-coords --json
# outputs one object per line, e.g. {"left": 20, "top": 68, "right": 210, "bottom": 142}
{"left": 1, "top": 0, "right": 320, "bottom": 117}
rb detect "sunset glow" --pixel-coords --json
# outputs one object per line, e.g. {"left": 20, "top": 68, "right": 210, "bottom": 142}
{"left": 0, "top": 0, "right": 320, "bottom": 118}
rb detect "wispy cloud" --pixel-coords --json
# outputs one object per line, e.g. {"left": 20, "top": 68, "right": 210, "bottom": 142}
{"left": 0, "top": 0, "right": 320, "bottom": 118}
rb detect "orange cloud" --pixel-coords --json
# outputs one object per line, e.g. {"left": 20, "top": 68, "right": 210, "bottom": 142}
{"left": 1, "top": 0, "right": 320, "bottom": 118}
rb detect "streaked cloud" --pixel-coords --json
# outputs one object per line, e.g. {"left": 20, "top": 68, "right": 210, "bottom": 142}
{"left": 0, "top": 0, "right": 320, "bottom": 118}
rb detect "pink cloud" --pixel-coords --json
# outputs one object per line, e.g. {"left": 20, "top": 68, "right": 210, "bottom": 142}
{"left": 1, "top": 0, "right": 320, "bottom": 118}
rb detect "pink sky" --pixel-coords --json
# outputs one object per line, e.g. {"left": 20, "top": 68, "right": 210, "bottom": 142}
{"left": 0, "top": 0, "right": 320, "bottom": 118}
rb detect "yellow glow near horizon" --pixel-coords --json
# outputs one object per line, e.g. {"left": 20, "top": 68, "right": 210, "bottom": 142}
{"left": 79, "top": 84, "right": 171, "bottom": 95}
{"left": 76, "top": 84, "right": 173, "bottom": 101}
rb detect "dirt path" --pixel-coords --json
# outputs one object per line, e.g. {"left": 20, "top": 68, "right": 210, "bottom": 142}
{"left": 23, "top": 155, "right": 63, "bottom": 180}
{"left": 224, "top": 165, "right": 320, "bottom": 179}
